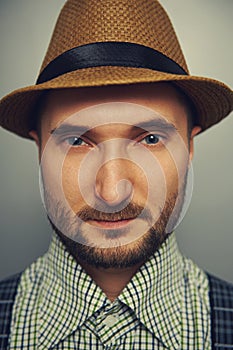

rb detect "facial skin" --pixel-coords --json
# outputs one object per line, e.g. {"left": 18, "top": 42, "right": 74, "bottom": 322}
{"left": 30, "top": 83, "right": 201, "bottom": 271}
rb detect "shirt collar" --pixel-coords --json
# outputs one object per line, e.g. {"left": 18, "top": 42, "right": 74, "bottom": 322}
{"left": 38, "top": 233, "right": 183, "bottom": 349}
{"left": 119, "top": 233, "right": 183, "bottom": 349}
{"left": 38, "top": 234, "right": 109, "bottom": 349}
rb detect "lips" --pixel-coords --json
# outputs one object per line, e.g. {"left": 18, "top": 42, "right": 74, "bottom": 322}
{"left": 87, "top": 218, "right": 134, "bottom": 229}
{"left": 76, "top": 203, "right": 148, "bottom": 230}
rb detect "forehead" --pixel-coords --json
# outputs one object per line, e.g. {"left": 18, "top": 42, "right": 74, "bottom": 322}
{"left": 41, "top": 83, "right": 189, "bottom": 132}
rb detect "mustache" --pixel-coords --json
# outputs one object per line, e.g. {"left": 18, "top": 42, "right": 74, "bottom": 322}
{"left": 76, "top": 202, "right": 152, "bottom": 222}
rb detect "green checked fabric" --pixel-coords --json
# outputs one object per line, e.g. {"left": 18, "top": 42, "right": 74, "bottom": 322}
{"left": 9, "top": 233, "right": 211, "bottom": 349}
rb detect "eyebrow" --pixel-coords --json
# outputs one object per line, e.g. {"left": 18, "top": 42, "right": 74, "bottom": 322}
{"left": 50, "top": 118, "right": 178, "bottom": 136}
{"left": 134, "top": 118, "right": 178, "bottom": 133}
{"left": 50, "top": 124, "right": 89, "bottom": 136}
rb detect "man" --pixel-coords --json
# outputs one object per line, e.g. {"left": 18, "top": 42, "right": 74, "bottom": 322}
{"left": 0, "top": 0, "right": 232, "bottom": 349}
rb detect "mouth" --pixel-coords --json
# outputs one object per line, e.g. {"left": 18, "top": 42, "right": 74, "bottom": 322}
{"left": 87, "top": 218, "right": 135, "bottom": 229}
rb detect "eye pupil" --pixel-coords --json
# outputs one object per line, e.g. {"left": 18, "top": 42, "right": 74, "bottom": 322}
{"left": 145, "top": 134, "right": 159, "bottom": 144}
{"left": 68, "top": 137, "right": 83, "bottom": 146}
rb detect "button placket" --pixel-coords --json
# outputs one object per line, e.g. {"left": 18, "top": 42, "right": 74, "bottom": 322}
{"left": 91, "top": 302, "right": 121, "bottom": 345}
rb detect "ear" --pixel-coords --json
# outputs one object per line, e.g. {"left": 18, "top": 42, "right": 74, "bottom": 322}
{"left": 29, "top": 130, "right": 40, "bottom": 147}
{"left": 189, "top": 126, "right": 202, "bottom": 162}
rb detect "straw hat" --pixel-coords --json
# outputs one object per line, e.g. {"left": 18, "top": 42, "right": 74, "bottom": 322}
{"left": 0, "top": 0, "right": 232, "bottom": 139}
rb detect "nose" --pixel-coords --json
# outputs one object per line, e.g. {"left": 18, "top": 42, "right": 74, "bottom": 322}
{"left": 95, "top": 158, "right": 134, "bottom": 207}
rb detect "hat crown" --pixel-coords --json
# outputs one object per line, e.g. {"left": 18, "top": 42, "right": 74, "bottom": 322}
{"left": 1, "top": 0, "right": 232, "bottom": 139}
{"left": 40, "top": 0, "right": 189, "bottom": 74}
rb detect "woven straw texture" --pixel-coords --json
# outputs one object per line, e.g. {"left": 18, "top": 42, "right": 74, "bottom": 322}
{"left": 0, "top": 0, "right": 232, "bottom": 138}
{"left": 40, "top": 0, "right": 189, "bottom": 74}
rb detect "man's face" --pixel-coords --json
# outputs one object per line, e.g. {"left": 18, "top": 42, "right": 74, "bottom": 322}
{"left": 31, "top": 83, "right": 198, "bottom": 268}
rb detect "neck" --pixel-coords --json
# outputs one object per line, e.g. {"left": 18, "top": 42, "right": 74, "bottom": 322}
{"left": 79, "top": 262, "right": 143, "bottom": 302}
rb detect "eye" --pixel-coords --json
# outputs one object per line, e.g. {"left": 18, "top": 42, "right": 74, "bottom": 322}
{"left": 65, "top": 136, "right": 88, "bottom": 146}
{"left": 140, "top": 134, "right": 161, "bottom": 145}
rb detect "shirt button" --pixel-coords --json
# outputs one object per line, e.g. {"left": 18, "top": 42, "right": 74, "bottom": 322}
{"left": 103, "top": 314, "right": 118, "bottom": 327}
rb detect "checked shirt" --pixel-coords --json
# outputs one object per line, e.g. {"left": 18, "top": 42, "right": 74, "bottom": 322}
{"left": 8, "top": 233, "right": 211, "bottom": 349}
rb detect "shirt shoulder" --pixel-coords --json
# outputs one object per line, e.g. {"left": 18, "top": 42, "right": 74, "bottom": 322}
{"left": 208, "top": 273, "right": 233, "bottom": 293}
{"left": 13, "top": 255, "right": 46, "bottom": 303}
{"left": 0, "top": 273, "right": 22, "bottom": 349}
{"left": 0, "top": 273, "right": 22, "bottom": 296}
{"left": 7, "top": 256, "right": 47, "bottom": 349}
{"left": 182, "top": 256, "right": 210, "bottom": 297}
{"left": 207, "top": 274, "right": 233, "bottom": 348}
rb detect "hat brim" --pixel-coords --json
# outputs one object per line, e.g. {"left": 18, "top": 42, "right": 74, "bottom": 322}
{"left": 0, "top": 66, "right": 232, "bottom": 139}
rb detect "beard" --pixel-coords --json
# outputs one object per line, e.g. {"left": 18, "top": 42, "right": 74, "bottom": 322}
{"left": 47, "top": 193, "right": 179, "bottom": 269}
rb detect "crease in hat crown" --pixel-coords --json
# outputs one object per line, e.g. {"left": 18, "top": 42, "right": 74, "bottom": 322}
{"left": 0, "top": 0, "right": 232, "bottom": 139}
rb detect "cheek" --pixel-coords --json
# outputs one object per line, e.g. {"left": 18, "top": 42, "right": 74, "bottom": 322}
{"left": 161, "top": 160, "right": 179, "bottom": 195}
{"left": 40, "top": 149, "right": 64, "bottom": 193}
{"left": 61, "top": 154, "right": 85, "bottom": 209}
{"left": 152, "top": 147, "right": 189, "bottom": 197}
{"left": 40, "top": 139, "right": 85, "bottom": 211}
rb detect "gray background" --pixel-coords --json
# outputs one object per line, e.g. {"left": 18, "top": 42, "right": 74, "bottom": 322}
{"left": 0, "top": 1, "right": 232, "bottom": 282}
